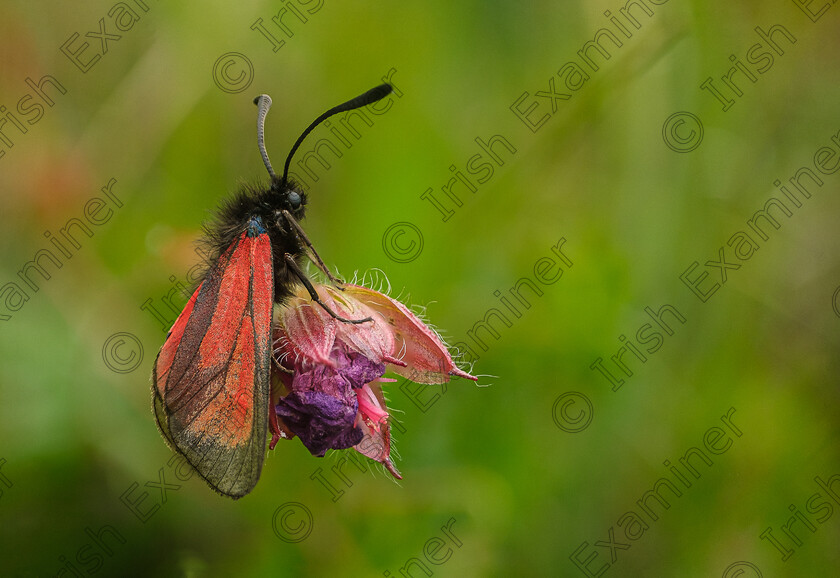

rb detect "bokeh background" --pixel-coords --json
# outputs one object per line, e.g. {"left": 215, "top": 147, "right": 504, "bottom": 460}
{"left": 2, "top": 1, "right": 840, "bottom": 576}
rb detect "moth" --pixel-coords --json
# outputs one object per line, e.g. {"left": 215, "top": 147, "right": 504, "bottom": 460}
{"left": 152, "top": 84, "right": 393, "bottom": 498}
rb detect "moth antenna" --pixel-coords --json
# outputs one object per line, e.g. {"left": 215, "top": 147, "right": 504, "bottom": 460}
{"left": 253, "top": 94, "right": 277, "bottom": 179}
{"left": 282, "top": 83, "right": 393, "bottom": 183}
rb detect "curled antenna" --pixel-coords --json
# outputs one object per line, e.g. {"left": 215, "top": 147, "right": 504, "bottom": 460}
{"left": 253, "top": 94, "right": 276, "bottom": 179}
{"left": 282, "top": 83, "right": 393, "bottom": 183}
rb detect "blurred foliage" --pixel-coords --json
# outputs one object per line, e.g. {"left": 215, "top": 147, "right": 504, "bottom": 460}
{"left": 1, "top": 1, "right": 840, "bottom": 576}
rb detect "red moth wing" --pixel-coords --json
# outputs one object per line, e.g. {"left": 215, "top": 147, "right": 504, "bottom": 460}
{"left": 152, "top": 219, "right": 274, "bottom": 498}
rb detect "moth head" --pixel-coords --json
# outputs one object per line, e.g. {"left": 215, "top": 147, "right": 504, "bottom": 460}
{"left": 281, "top": 183, "right": 306, "bottom": 220}
{"left": 266, "top": 179, "right": 307, "bottom": 228}
{"left": 287, "top": 189, "right": 303, "bottom": 211}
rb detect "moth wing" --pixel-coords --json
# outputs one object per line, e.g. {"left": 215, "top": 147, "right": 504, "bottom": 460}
{"left": 152, "top": 223, "right": 273, "bottom": 498}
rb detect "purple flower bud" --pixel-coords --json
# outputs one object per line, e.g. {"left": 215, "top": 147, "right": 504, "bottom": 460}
{"left": 270, "top": 282, "right": 476, "bottom": 478}
{"left": 275, "top": 344, "right": 385, "bottom": 456}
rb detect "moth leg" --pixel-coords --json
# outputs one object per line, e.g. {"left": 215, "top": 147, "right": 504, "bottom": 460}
{"left": 284, "top": 254, "right": 373, "bottom": 324}
{"left": 282, "top": 210, "right": 345, "bottom": 287}
{"left": 268, "top": 408, "right": 283, "bottom": 450}
{"left": 272, "top": 355, "right": 294, "bottom": 375}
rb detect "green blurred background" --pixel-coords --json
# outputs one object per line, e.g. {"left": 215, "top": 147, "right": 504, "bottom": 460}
{"left": 2, "top": 1, "right": 840, "bottom": 576}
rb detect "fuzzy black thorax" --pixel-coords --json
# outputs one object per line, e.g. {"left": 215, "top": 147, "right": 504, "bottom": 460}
{"left": 199, "top": 178, "right": 309, "bottom": 304}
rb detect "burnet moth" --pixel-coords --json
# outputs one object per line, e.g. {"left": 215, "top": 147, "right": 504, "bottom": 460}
{"left": 152, "top": 84, "right": 395, "bottom": 498}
